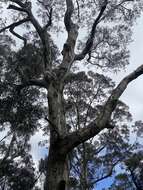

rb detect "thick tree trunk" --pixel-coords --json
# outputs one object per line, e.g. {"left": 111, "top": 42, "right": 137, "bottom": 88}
{"left": 44, "top": 83, "right": 69, "bottom": 190}
{"left": 44, "top": 146, "right": 69, "bottom": 190}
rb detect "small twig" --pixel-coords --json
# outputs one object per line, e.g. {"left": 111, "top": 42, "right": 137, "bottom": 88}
{"left": 0, "top": 132, "right": 13, "bottom": 144}
{"left": 76, "top": 0, "right": 80, "bottom": 21}
{"left": 0, "top": 18, "right": 30, "bottom": 33}
{"left": 45, "top": 117, "right": 57, "bottom": 129}
{"left": 43, "top": 7, "right": 53, "bottom": 30}
{"left": 0, "top": 17, "right": 30, "bottom": 46}
{"left": 10, "top": 27, "right": 27, "bottom": 46}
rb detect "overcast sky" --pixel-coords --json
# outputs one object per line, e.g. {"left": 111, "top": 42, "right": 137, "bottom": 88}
{"left": 116, "top": 15, "right": 143, "bottom": 121}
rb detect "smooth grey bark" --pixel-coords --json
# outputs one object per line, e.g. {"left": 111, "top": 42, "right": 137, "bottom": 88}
{"left": 44, "top": 83, "right": 69, "bottom": 190}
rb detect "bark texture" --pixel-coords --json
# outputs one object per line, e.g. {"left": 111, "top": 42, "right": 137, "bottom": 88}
{"left": 44, "top": 147, "right": 68, "bottom": 190}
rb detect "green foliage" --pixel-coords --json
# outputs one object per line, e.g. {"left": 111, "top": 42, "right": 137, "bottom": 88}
{"left": 0, "top": 35, "right": 47, "bottom": 189}
{"left": 64, "top": 70, "right": 139, "bottom": 189}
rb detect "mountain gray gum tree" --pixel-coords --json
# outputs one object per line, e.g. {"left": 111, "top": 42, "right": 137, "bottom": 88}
{"left": 1, "top": 0, "right": 143, "bottom": 189}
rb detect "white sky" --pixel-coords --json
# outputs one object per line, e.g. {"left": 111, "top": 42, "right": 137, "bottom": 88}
{"left": 115, "top": 15, "right": 143, "bottom": 121}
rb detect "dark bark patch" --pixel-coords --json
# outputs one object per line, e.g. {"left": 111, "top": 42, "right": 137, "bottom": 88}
{"left": 58, "top": 180, "right": 65, "bottom": 190}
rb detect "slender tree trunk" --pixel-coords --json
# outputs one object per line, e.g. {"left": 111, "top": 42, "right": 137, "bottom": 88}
{"left": 80, "top": 143, "right": 89, "bottom": 190}
{"left": 44, "top": 83, "right": 69, "bottom": 190}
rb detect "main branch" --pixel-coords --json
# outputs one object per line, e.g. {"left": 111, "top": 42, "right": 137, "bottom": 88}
{"left": 7, "top": 0, "right": 52, "bottom": 70}
{"left": 16, "top": 79, "right": 48, "bottom": 93}
{"left": 64, "top": 0, "right": 74, "bottom": 32}
{"left": 59, "top": 0, "right": 79, "bottom": 79}
{"left": 60, "top": 64, "right": 143, "bottom": 153}
{"left": 0, "top": 17, "right": 30, "bottom": 45}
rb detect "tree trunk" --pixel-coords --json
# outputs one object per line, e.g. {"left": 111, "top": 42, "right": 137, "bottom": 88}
{"left": 44, "top": 146, "right": 69, "bottom": 190}
{"left": 80, "top": 143, "right": 89, "bottom": 190}
{"left": 44, "top": 83, "right": 69, "bottom": 190}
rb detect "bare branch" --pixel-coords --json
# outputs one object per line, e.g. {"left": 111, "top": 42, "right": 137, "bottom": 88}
{"left": 95, "top": 145, "right": 106, "bottom": 155}
{"left": 32, "top": 173, "right": 43, "bottom": 188}
{"left": 7, "top": 4, "right": 28, "bottom": 13}
{"left": 92, "top": 143, "right": 134, "bottom": 185}
{"left": 60, "top": 64, "right": 143, "bottom": 153}
{"left": 64, "top": 0, "right": 74, "bottom": 32}
{"left": 60, "top": 122, "right": 114, "bottom": 154}
{"left": 93, "top": 160, "right": 120, "bottom": 184}
{"left": 97, "top": 64, "right": 143, "bottom": 128}
{"left": 37, "top": 1, "right": 53, "bottom": 30}
{"left": 8, "top": 2, "right": 43, "bottom": 35}
{"left": 8, "top": 0, "right": 52, "bottom": 69}
{"left": 45, "top": 117, "right": 58, "bottom": 129}
{"left": 43, "top": 7, "right": 53, "bottom": 30}
{"left": 0, "top": 17, "right": 30, "bottom": 33}
{"left": 0, "top": 17, "right": 30, "bottom": 45}
{"left": 75, "top": 0, "right": 108, "bottom": 61}
{"left": 0, "top": 132, "right": 12, "bottom": 144}
{"left": 75, "top": 0, "right": 132, "bottom": 61}
{"left": 76, "top": 0, "right": 80, "bottom": 21}
{"left": 9, "top": 0, "right": 25, "bottom": 7}
{"left": 100, "top": 0, "right": 134, "bottom": 22}
{"left": 16, "top": 79, "right": 48, "bottom": 92}
{"left": 59, "top": 0, "right": 79, "bottom": 78}
{"left": 8, "top": 0, "right": 44, "bottom": 36}
{"left": 10, "top": 27, "right": 27, "bottom": 46}
{"left": 45, "top": 117, "right": 60, "bottom": 140}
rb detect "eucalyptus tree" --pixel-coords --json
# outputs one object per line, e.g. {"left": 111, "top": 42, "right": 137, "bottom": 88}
{"left": 0, "top": 0, "right": 143, "bottom": 190}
